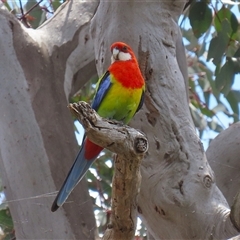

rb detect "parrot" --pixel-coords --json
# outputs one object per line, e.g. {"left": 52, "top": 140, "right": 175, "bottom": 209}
{"left": 51, "top": 41, "right": 145, "bottom": 212}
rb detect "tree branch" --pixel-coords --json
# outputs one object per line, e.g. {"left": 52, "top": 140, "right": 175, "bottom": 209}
{"left": 207, "top": 122, "right": 240, "bottom": 233}
{"left": 207, "top": 122, "right": 240, "bottom": 206}
{"left": 68, "top": 102, "right": 148, "bottom": 240}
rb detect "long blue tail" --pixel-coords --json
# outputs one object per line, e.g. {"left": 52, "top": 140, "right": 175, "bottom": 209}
{"left": 51, "top": 144, "right": 94, "bottom": 212}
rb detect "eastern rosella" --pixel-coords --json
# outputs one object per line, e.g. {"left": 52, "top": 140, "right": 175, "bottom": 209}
{"left": 51, "top": 42, "right": 145, "bottom": 212}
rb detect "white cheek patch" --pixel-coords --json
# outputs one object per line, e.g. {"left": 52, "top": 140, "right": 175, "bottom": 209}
{"left": 118, "top": 52, "right": 132, "bottom": 61}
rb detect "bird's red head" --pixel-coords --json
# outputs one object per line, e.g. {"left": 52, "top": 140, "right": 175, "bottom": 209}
{"left": 110, "top": 42, "right": 137, "bottom": 63}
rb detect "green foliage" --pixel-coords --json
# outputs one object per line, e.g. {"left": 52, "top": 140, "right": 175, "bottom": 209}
{"left": 51, "top": 0, "right": 62, "bottom": 12}
{"left": 70, "top": 76, "right": 98, "bottom": 105}
{"left": 184, "top": 0, "right": 240, "bottom": 144}
{"left": 0, "top": 204, "right": 15, "bottom": 239}
{"left": 215, "top": 57, "right": 235, "bottom": 96}
{"left": 214, "top": 6, "right": 238, "bottom": 37}
{"left": 226, "top": 90, "right": 240, "bottom": 122}
{"left": 189, "top": 1, "right": 213, "bottom": 38}
{"left": 24, "top": 0, "right": 46, "bottom": 28}
{"left": 3, "top": 0, "right": 63, "bottom": 29}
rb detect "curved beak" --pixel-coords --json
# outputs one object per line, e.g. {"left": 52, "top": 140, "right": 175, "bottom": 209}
{"left": 111, "top": 48, "right": 120, "bottom": 63}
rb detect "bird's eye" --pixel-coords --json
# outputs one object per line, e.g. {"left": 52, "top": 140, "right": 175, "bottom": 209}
{"left": 122, "top": 46, "right": 128, "bottom": 52}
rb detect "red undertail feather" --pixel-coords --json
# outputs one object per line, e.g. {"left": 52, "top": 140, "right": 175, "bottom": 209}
{"left": 84, "top": 138, "right": 103, "bottom": 160}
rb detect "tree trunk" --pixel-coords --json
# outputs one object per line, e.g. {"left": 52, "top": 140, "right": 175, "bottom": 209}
{"left": 0, "top": 1, "right": 98, "bottom": 238}
{"left": 0, "top": 0, "right": 240, "bottom": 238}
{"left": 206, "top": 123, "right": 240, "bottom": 206}
{"left": 91, "top": 0, "right": 240, "bottom": 239}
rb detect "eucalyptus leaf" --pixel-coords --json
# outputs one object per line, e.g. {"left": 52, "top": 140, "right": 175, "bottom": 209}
{"left": 228, "top": 57, "right": 240, "bottom": 73}
{"left": 214, "top": 6, "right": 238, "bottom": 36}
{"left": 226, "top": 90, "right": 240, "bottom": 122}
{"left": 190, "top": 104, "right": 207, "bottom": 130}
{"left": 211, "top": 103, "right": 228, "bottom": 114}
{"left": 231, "top": 90, "right": 240, "bottom": 102}
{"left": 208, "top": 120, "right": 224, "bottom": 133}
{"left": 189, "top": 1, "right": 212, "bottom": 38}
{"left": 207, "top": 34, "right": 227, "bottom": 65}
{"left": 51, "top": 0, "right": 61, "bottom": 12}
{"left": 215, "top": 60, "right": 235, "bottom": 96}
{"left": 24, "top": 0, "right": 46, "bottom": 28}
{"left": 0, "top": 208, "right": 14, "bottom": 239}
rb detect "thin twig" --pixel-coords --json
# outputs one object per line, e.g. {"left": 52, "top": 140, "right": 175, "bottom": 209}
{"left": 18, "top": 0, "right": 24, "bottom": 17}
{"left": 19, "top": 0, "right": 44, "bottom": 20}
{"left": 189, "top": 88, "right": 226, "bottom": 129}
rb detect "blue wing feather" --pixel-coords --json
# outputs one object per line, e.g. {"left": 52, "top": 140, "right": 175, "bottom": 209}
{"left": 51, "top": 137, "right": 95, "bottom": 212}
{"left": 51, "top": 72, "right": 112, "bottom": 212}
{"left": 91, "top": 71, "right": 112, "bottom": 111}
